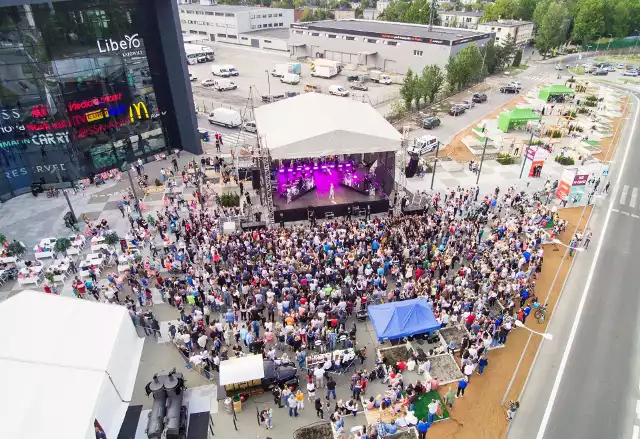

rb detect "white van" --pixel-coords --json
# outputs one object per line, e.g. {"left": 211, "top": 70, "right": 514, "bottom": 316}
{"left": 280, "top": 73, "right": 300, "bottom": 85}
{"left": 211, "top": 64, "right": 230, "bottom": 77}
{"left": 328, "top": 85, "right": 349, "bottom": 97}
{"left": 224, "top": 65, "right": 239, "bottom": 76}
{"left": 407, "top": 135, "right": 439, "bottom": 156}
{"left": 213, "top": 79, "right": 237, "bottom": 91}
{"left": 208, "top": 108, "right": 242, "bottom": 128}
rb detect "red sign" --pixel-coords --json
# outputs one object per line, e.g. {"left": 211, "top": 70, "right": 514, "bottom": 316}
{"left": 31, "top": 105, "right": 48, "bottom": 118}
{"left": 75, "top": 116, "right": 131, "bottom": 139}
{"left": 572, "top": 174, "right": 589, "bottom": 186}
{"left": 67, "top": 93, "right": 123, "bottom": 112}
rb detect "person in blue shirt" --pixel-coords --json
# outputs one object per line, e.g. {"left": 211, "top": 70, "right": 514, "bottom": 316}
{"left": 478, "top": 355, "right": 489, "bottom": 375}
{"left": 456, "top": 377, "right": 468, "bottom": 398}
{"left": 416, "top": 419, "right": 431, "bottom": 439}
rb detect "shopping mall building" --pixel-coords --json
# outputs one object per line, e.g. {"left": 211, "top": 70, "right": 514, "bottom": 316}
{"left": 0, "top": 0, "right": 200, "bottom": 198}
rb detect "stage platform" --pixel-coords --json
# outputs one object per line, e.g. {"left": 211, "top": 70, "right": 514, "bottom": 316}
{"left": 273, "top": 183, "right": 383, "bottom": 211}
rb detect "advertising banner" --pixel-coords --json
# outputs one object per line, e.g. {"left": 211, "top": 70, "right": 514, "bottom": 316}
{"left": 555, "top": 168, "right": 577, "bottom": 201}
{"left": 568, "top": 173, "right": 589, "bottom": 203}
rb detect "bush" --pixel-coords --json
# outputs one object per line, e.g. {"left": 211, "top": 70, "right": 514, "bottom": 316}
{"left": 577, "top": 107, "right": 590, "bottom": 114}
{"left": 555, "top": 155, "right": 575, "bottom": 166}
{"left": 544, "top": 129, "right": 563, "bottom": 138}
{"left": 6, "top": 240, "right": 25, "bottom": 257}
{"left": 103, "top": 232, "right": 121, "bottom": 246}
{"left": 497, "top": 153, "right": 516, "bottom": 165}
{"left": 530, "top": 139, "right": 544, "bottom": 146}
{"left": 0, "top": 233, "right": 6, "bottom": 246}
{"left": 53, "top": 237, "right": 71, "bottom": 254}
{"left": 219, "top": 193, "right": 240, "bottom": 207}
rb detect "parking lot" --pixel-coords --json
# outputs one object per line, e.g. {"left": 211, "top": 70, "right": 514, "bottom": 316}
{"left": 187, "top": 43, "right": 401, "bottom": 116}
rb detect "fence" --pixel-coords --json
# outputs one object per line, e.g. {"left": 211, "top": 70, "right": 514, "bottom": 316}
{"left": 349, "top": 91, "right": 400, "bottom": 107}
{"left": 581, "top": 37, "right": 640, "bottom": 52}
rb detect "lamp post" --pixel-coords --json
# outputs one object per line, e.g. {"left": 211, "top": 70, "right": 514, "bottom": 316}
{"left": 595, "top": 35, "right": 601, "bottom": 53}
{"left": 476, "top": 137, "right": 489, "bottom": 185}
{"left": 606, "top": 34, "right": 613, "bottom": 52}
{"left": 430, "top": 141, "right": 441, "bottom": 190}
{"left": 514, "top": 320, "right": 554, "bottom": 340}
{"left": 265, "top": 70, "right": 271, "bottom": 96}
{"left": 519, "top": 130, "right": 535, "bottom": 179}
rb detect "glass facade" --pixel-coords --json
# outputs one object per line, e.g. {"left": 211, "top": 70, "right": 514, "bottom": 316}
{"left": 0, "top": 0, "right": 176, "bottom": 197}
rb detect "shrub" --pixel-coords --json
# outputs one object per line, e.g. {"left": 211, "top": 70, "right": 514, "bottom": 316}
{"left": 6, "top": 240, "right": 25, "bottom": 257}
{"left": 577, "top": 107, "right": 590, "bottom": 114}
{"left": 103, "top": 232, "right": 121, "bottom": 246}
{"left": 53, "top": 237, "right": 71, "bottom": 254}
{"left": 219, "top": 193, "right": 240, "bottom": 207}
{"left": 555, "top": 155, "right": 575, "bottom": 166}
{"left": 0, "top": 233, "right": 6, "bottom": 245}
{"left": 497, "top": 153, "right": 516, "bottom": 165}
{"left": 544, "top": 129, "right": 562, "bottom": 138}
{"left": 530, "top": 139, "right": 544, "bottom": 146}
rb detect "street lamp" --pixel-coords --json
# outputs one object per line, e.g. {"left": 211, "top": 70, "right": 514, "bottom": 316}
{"left": 606, "top": 34, "right": 613, "bottom": 52}
{"left": 595, "top": 35, "right": 601, "bottom": 52}
{"left": 265, "top": 69, "right": 271, "bottom": 96}
{"left": 514, "top": 320, "right": 554, "bottom": 340}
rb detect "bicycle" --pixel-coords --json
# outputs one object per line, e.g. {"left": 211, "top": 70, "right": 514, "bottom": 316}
{"left": 534, "top": 304, "right": 547, "bottom": 324}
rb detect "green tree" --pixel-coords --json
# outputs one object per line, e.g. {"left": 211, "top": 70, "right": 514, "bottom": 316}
{"left": 572, "top": 0, "right": 607, "bottom": 43}
{"left": 419, "top": 65, "right": 445, "bottom": 104}
{"left": 378, "top": 1, "right": 410, "bottom": 21}
{"left": 400, "top": 68, "right": 418, "bottom": 109}
{"left": 446, "top": 46, "right": 483, "bottom": 91}
{"left": 482, "top": 0, "right": 519, "bottom": 21}
{"left": 535, "top": 1, "right": 570, "bottom": 58}
{"left": 377, "top": 0, "right": 438, "bottom": 24}
{"left": 480, "top": 40, "right": 499, "bottom": 74}
{"left": 512, "top": 49, "right": 523, "bottom": 66}
{"left": 516, "top": 0, "right": 537, "bottom": 20}
{"left": 496, "top": 34, "right": 517, "bottom": 69}
{"left": 610, "top": 0, "right": 640, "bottom": 38}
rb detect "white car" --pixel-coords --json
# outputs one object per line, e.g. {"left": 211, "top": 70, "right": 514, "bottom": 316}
{"left": 617, "top": 63, "right": 626, "bottom": 69}
{"left": 623, "top": 70, "right": 638, "bottom": 76}
{"left": 189, "top": 73, "right": 197, "bottom": 82}
{"left": 555, "top": 64, "right": 563, "bottom": 70}
{"left": 201, "top": 79, "right": 215, "bottom": 87}
{"left": 242, "top": 121, "right": 257, "bottom": 133}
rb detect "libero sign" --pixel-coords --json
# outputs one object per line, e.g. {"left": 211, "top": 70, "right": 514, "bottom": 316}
{"left": 97, "top": 34, "right": 144, "bottom": 56}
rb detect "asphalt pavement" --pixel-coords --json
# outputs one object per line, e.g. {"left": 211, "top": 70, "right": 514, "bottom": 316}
{"left": 507, "top": 71, "right": 640, "bottom": 439}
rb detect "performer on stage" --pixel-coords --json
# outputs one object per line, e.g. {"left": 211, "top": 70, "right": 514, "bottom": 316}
{"left": 329, "top": 183, "right": 335, "bottom": 202}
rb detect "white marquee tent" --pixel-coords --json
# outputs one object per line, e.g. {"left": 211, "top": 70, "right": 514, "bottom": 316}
{"left": 0, "top": 290, "right": 144, "bottom": 439}
{"left": 254, "top": 93, "right": 403, "bottom": 160}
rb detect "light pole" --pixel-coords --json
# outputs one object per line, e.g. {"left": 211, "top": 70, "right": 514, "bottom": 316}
{"left": 476, "top": 137, "right": 488, "bottom": 185}
{"left": 514, "top": 320, "right": 554, "bottom": 339}
{"left": 595, "top": 35, "right": 601, "bottom": 53}
{"left": 430, "top": 141, "right": 441, "bottom": 190}
{"left": 265, "top": 70, "right": 271, "bottom": 96}
{"left": 606, "top": 34, "right": 613, "bottom": 52}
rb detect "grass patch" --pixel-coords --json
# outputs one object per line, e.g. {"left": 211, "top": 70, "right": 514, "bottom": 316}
{"left": 505, "top": 65, "right": 529, "bottom": 72}
{"left": 568, "top": 66, "right": 586, "bottom": 75}
{"left": 412, "top": 390, "right": 450, "bottom": 423}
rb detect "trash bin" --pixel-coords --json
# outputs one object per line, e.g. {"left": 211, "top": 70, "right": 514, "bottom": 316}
{"left": 223, "top": 397, "right": 233, "bottom": 413}
{"left": 232, "top": 395, "right": 242, "bottom": 413}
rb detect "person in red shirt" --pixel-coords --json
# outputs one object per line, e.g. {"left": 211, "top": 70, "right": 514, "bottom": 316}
{"left": 415, "top": 266, "right": 423, "bottom": 280}
{"left": 43, "top": 284, "right": 52, "bottom": 294}
{"left": 397, "top": 360, "right": 407, "bottom": 372}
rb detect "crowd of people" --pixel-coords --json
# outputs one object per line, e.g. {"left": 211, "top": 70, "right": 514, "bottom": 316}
{"left": 48, "top": 151, "right": 587, "bottom": 437}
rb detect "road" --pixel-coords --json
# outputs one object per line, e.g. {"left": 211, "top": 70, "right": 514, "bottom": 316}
{"left": 507, "top": 53, "right": 640, "bottom": 439}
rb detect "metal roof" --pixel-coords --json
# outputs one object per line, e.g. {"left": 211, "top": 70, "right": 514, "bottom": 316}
{"left": 178, "top": 4, "right": 289, "bottom": 13}
{"left": 242, "top": 28, "right": 290, "bottom": 39}
{"left": 291, "top": 19, "right": 489, "bottom": 43}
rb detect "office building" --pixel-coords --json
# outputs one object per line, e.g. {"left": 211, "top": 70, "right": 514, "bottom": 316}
{"left": 178, "top": 4, "right": 294, "bottom": 51}
{"left": 289, "top": 19, "right": 493, "bottom": 73}
{"left": 440, "top": 11, "right": 483, "bottom": 30}
{"left": 476, "top": 19, "right": 534, "bottom": 47}
{"left": 0, "top": 0, "right": 200, "bottom": 198}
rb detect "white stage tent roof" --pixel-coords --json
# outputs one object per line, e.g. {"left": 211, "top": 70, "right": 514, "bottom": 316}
{"left": 254, "top": 93, "right": 403, "bottom": 160}
{"left": 0, "top": 290, "right": 144, "bottom": 439}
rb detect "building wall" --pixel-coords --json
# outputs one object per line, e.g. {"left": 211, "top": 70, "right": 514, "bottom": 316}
{"left": 238, "top": 33, "right": 289, "bottom": 51}
{"left": 333, "top": 9, "right": 356, "bottom": 20}
{"left": 440, "top": 14, "right": 481, "bottom": 29}
{"left": 178, "top": 6, "right": 293, "bottom": 42}
{"left": 289, "top": 29, "right": 456, "bottom": 72}
{"left": 477, "top": 21, "right": 533, "bottom": 47}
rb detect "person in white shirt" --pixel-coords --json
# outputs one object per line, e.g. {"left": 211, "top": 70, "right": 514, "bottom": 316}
{"left": 314, "top": 366, "right": 325, "bottom": 388}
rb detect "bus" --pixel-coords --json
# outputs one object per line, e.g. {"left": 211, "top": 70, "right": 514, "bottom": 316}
{"left": 184, "top": 44, "right": 215, "bottom": 65}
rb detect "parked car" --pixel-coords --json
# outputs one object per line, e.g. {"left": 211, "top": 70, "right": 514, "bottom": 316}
{"left": 422, "top": 116, "right": 441, "bottom": 129}
{"left": 213, "top": 79, "right": 237, "bottom": 91}
{"left": 189, "top": 73, "right": 197, "bottom": 82}
{"left": 459, "top": 100, "right": 475, "bottom": 109}
{"left": 280, "top": 73, "right": 301, "bottom": 85}
{"left": 350, "top": 81, "right": 368, "bottom": 91}
{"left": 604, "top": 65, "right": 616, "bottom": 72}
{"left": 592, "top": 69, "right": 608, "bottom": 76}
{"left": 472, "top": 93, "right": 487, "bottom": 103}
{"left": 304, "top": 84, "right": 322, "bottom": 93}
{"left": 224, "top": 65, "right": 239, "bottom": 76}
{"left": 509, "top": 81, "right": 522, "bottom": 90}
{"left": 201, "top": 79, "right": 215, "bottom": 87}
{"left": 623, "top": 70, "right": 638, "bottom": 76}
{"left": 407, "top": 135, "right": 439, "bottom": 155}
{"left": 328, "top": 85, "right": 349, "bottom": 96}
{"left": 448, "top": 105, "right": 465, "bottom": 116}
{"left": 500, "top": 85, "right": 519, "bottom": 94}
{"left": 617, "top": 63, "right": 626, "bottom": 69}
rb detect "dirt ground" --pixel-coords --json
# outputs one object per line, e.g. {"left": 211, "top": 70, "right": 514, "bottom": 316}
{"left": 430, "top": 206, "right": 592, "bottom": 439}
{"left": 593, "top": 96, "right": 630, "bottom": 162}
{"left": 441, "top": 95, "right": 527, "bottom": 162}
{"left": 430, "top": 354, "right": 464, "bottom": 384}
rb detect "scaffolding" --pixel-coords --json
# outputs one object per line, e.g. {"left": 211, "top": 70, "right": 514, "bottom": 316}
{"left": 257, "top": 134, "right": 275, "bottom": 229}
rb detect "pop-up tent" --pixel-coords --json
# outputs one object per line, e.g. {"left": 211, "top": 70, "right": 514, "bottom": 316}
{"left": 368, "top": 298, "right": 441, "bottom": 341}
{"left": 538, "top": 84, "right": 576, "bottom": 102}
{"left": 498, "top": 108, "right": 541, "bottom": 133}
{"left": 0, "top": 290, "right": 144, "bottom": 439}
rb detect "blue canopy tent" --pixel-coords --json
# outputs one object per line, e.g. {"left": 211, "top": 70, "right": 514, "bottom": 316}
{"left": 368, "top": 298, "right": 441, "bottom": 342}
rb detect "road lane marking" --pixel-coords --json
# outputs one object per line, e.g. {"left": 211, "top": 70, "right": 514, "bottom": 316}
{"left": 621, "top": 211, "right": 630, "bottom": 216}
{"left": 636, "top": 400, "right": 640, "bottom": 419}
{"left": 621, "top": 185, "right": 629, "bottom": 205}
{"left": 632, "top": 188, "right": 639, "bottom": 208}
{"left": 613, "top": 208, "right": 620, "bottom": 212}
{"left": 633, "top": 214, "right": 639, "bottom": 218}
{"left": 536, "top": 93, "right": 640, "bottom": 439}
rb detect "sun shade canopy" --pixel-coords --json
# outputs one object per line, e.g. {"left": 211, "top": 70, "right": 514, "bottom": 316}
{"left": 498, "top": 108, "right": 541, "bottom": 132}
{"left": 254, "top": 93, "right": 402, "bottom": 160}
{"left": 368, "top": 298, "right": 441, "bottom": 341}
{"left": 538, "top": 84, "right": 576, "bottom": 101}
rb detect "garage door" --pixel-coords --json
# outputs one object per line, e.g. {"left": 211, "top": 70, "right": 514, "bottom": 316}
{"left": 324, "top": 50, "right": 340, "bottom": 61}
{"left": 251, "top": 39, "right": 259, "bottom": 48}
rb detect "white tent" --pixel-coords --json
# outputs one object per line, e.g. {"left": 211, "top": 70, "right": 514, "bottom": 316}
{"left": 254, "top": 93, "right": 402, "bottom": 160}
{"left": 0, "top": 290, "right": 144, "bottom": 439}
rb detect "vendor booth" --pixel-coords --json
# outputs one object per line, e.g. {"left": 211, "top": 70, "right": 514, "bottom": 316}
{"left": 368, "top": 298, "right": 441, "bottom": 341}
{"left": 0, "top": 290, "right": 144, "bottom": 439}
{"left": 498, "top": 108, "right": 541, "bottom": 133}
{"left": 538, "top": 84, "right": 576, "bottom": 102}
{"left": 524, "top": 146, "right": 551, "bottom": 178}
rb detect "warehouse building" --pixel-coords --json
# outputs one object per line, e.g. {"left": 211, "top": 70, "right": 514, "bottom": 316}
{"left": 179, "top": 4, "right": 293, "bottom": 51}
{"left": 289, "top": 19, "right": 493, "bottom": 73}
{"left": 476, "top": 19, "right": 534, "bottom": 47}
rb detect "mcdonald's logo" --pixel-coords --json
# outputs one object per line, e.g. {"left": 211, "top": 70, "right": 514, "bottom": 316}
{"left": 129, "top": 101, "right": 149, "bottom": 122}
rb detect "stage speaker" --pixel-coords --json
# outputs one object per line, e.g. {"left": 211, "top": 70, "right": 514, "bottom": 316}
{"left": 405, "top": 157, "right": 418, "bottom": 178}
{"left": 251, "top": 168, "right": 261, "bottom": 190}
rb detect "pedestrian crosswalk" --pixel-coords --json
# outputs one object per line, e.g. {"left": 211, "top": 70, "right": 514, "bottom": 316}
{"left": 201, "top": 129, "right": 257, "bottom": 147}
{"left": 617, "top": 185, "right": 640, "bottom": 215}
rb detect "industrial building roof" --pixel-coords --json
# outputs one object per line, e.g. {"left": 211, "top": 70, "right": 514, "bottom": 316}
{"left": 242, "top": 28, "right": 290, "bottom": 39}
{"left": 439, "top": 10, "right": 484, "bottom": 17}
{"left": 291, "top": 19, "right": 491, "bottom": 44}
{"left": 480, "top": 19, "right": 533, "bottom": 27}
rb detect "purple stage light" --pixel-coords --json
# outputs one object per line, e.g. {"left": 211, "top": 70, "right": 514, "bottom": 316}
{"left": 296, "top": 167, "right": 302, "bottom": 170}
{"left": 338, "top": 164, "right": 343, "bottom": 168}
{"left": 345, "top": 163, "right": 352, "bottom": 167}
{"left": 353, "top": 175, "right": 358, "bottom": 179}
{"left": 288, "top": 168, "right": 294, "bottom": 172}
{"left": 304, "top": 166, "right": 310, "bottom": 170}
{"left": 321, "top": 165, "right": 327, "bottom": 169}
{"left": 313, "top": 166, "right": 319, "bottom": 169}
{"left": 279, "top": 169, "right": 285, "bottom": 173}
{"left": 329, "top": 164, "right": 335, "bottom": 168}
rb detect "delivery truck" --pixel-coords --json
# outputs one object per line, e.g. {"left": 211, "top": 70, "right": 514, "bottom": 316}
{"left": 311, "top": 58, "right": 341, "bottom": 72}
{"left": 370, "top": 70, "right": 393, "bottom": 84}
{"left": 271, "top": 62, "right": 302, "bottom": 78}
{"left": 207, "top": 108, "right": 241, "bottom": 128}
{"left": 310, "top": 65, "right": 338, "bottom": 79}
